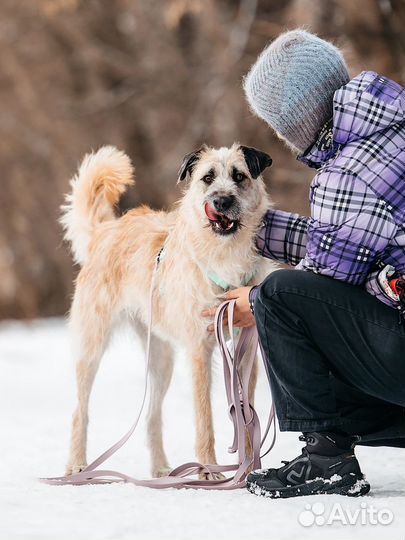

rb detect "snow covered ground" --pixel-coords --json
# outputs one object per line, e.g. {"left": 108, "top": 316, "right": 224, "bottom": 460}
{"left": 1, "top": 318, "right": 404, "bottom": 540}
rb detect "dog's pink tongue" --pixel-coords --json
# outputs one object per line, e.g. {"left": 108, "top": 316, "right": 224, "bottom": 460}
{"left": 204, "top": 203, "right": 221, "bottom": 221}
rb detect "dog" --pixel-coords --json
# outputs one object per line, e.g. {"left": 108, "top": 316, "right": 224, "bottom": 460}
{"left": 61, "top": 143, "right": 275, "bottom": 479}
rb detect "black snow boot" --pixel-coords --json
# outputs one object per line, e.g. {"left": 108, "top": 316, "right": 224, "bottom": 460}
{"left": 246, "top": 432, "right": 370, "bottom": 499}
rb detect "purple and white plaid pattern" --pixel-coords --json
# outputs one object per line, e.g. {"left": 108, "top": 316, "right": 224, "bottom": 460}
{"left": 256, "top": 210, "right": 308, "bottom": 266}
{"left": 256, "top": 71, "right": 405, "bottom": 308}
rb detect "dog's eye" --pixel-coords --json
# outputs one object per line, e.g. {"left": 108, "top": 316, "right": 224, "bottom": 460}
{"left": 202, "top": 175, "right": 214, "bottom": 184}
{"left": 234, "top": 172, "right": 246, "bottom": 183}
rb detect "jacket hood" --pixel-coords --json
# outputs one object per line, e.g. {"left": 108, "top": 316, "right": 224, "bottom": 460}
{"left": 299, "top": 71, "right": 405, "bottom": 168}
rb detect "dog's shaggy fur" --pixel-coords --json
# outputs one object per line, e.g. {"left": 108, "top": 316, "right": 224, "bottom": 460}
{"left": 61, "top": 143, "right": 275, "bottom": 478}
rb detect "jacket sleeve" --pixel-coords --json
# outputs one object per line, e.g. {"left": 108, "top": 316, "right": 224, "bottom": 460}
{"left": 296, "top": 170, "right": 397, "bottom": 285}
{"left": 256, "top": 209, "right": 309, "bottom": 265}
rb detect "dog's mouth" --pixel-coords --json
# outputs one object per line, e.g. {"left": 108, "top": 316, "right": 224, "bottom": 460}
{"left": 204, "top": 203, "right": 240, "bottom": 235}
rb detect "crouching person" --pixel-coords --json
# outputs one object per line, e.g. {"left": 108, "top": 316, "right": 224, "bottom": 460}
{"left": 204, "top": 29, "right": 405, "bottom": 498}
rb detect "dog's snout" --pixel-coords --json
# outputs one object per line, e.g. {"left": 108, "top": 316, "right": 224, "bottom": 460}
{"left": 213, "top": 195, "right": 235, "bottom": 213}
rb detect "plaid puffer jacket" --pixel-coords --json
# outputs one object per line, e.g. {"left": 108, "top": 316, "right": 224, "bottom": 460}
{"left": 256, "top": 71, "right": 405, "bottom": 309}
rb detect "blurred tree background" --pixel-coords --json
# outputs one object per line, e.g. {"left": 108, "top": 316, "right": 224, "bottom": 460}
{"left": 0, "top": 0, "right": 404, "bottom": 319}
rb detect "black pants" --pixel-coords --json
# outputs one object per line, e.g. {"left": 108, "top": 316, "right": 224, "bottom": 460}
{"left": 255, "top": 270, "right": 405, "bottom": 447}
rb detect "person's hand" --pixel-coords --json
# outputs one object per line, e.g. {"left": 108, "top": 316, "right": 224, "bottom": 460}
{"left": 201, "top": 286, "right": 255, "bottom": 332}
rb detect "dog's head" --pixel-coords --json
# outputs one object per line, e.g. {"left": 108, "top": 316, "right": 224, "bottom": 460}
{"left": 177, "top": 144, "right": 272, "bottom": 237}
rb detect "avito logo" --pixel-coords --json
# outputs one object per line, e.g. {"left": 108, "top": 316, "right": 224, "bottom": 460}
{"left": 298, "top": 502, "right": 393, "bottom": 527}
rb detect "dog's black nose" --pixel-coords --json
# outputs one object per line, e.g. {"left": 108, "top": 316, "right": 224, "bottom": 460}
{"left": 213, "top": 195, "right": 235, "bottom": 213}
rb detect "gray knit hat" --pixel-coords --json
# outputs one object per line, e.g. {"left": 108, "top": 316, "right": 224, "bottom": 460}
{"left": 243, "top": 30, "right": 350, "bottom": 153}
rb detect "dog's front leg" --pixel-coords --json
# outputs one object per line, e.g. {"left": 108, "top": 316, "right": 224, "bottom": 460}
{"left": 241, "top": 351, "right": 258, "bottom": 465}
{"left": 191, "top": 346, "right": 223, "bottom": 480}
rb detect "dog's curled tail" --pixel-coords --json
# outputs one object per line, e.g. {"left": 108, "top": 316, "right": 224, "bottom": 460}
{"left": 60, "top": 146, "right": 134, "bottom": 265}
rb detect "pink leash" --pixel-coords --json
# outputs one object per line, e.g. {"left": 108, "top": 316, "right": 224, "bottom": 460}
{"left": 40, "top": 253, "right": 276, "bottom": 489}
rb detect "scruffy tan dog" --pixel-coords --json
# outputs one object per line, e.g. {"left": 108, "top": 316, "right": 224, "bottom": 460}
{"left": 61, "top": 143, "right": 274, "bottom": 478}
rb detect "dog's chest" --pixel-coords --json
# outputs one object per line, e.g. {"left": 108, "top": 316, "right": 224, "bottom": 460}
{"left": 151, "top": 247, "right": 264, "bottom": 344}
{"left": 206, "top": 265, "right": 257, "bottom": 291}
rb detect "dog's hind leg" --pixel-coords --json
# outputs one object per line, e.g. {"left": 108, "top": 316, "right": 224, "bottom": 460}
{"left": 145, "top": 336, "right": 174, "bottom": 478}
{"left": 65, "top": 290, "right": 113, "bottom": 476}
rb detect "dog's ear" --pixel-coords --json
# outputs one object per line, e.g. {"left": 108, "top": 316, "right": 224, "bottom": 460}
{"left": 239, "top": 146, "right": 272, "bottom": 179}
{"left": 177, "top": 147, "right": 205, "bottom": 183}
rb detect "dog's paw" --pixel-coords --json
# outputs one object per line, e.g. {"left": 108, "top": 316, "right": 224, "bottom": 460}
{"left": 199, "top": 471, "right": 226, "bottom": 481}
{"left": 65, "top": 463, "right": 87, "bottom": 476}
{"left": 152, "top": 465, "right": 172, "bottom": 478}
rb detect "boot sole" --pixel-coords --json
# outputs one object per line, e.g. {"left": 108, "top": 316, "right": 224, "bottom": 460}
{"left": 246, "top": 473, "right": 370, "bottom": 499}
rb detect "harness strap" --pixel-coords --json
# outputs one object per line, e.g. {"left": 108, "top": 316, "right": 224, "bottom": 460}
{"left": 160, "top": 245, "right": 256, "bottom": 292}
{"left": 40, "top": 251, "right": 276, "bottom": 489}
